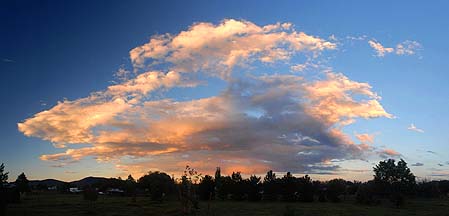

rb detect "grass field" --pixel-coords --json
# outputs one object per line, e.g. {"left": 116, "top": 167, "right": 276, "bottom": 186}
{"left": 5, "top": 193, "right": 449, "bottom": 216}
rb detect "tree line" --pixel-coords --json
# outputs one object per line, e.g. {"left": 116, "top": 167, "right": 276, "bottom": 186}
{"left": 2, "top": 159, "right": 449, "bottom": 214}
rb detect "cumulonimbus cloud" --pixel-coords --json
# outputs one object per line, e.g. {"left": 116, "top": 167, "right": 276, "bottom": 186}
{"left": 18, "top": 19, "right": 394, "bottom": 176}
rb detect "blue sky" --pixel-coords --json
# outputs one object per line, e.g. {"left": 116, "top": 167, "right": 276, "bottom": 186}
{"left": 1, "top": 0, "right": 449, "bottom": 181}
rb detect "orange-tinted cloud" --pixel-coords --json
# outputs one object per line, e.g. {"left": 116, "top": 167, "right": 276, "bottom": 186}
{"left": 355, "top": 133, "right": 375, "bottom": 144}
{"left": 18, "top": 19, "right": 395, "bottom": 177}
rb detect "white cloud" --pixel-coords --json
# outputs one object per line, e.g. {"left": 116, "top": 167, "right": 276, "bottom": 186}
{"left": 368, "top": 39, "right": 422, "bottom": 57}
{"left": 408, "top": 123, "right": 424, "bottom": 133}
{"left": 130, "top": 19, "right": 336, "bottom": 79}
{"left": 368, "top": 40, "right": 394, "bottom": 57}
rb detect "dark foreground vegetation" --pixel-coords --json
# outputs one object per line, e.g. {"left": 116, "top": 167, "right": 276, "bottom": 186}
{"left": 5, "top": 193, "right": 449, "bottom": 216}
{"left": 2, "top": 159, "right": 449, "bottom": 216}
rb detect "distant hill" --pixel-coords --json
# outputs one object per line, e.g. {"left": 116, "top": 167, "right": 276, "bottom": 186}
{"left": 70, "top": 176, "right": 108, "bottom": 187}
{"left": 29, "top": 179, "right": 66, "bottom": 187}
{"left": 28, "top": 176, "right": 110, "bottom": 188}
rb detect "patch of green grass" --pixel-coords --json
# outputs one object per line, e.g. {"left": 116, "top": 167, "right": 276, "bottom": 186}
{"left": 6, "top": 193, "right": 449, "bottom": 216}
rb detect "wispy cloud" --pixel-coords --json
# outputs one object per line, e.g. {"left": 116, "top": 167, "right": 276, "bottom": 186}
{"left": 408, "top": 123, "right": 424, "bottom": 133}
{"left": 355, "top": 133, "right": 375, "bottom": 144}
{"left": 379, "top": 148, "right": 401, "bottom": 159}
{"left": 411, "top": 162, "right": 424, "bottom": 166}
{"left": 368, "top": 40, "right": 422, "bottom": 57}
{"left": 2, "top": 58, "right": 14, "bottom": 63}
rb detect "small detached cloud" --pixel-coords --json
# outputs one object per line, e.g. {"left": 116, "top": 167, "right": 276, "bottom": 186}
{"left": 355, "top": 133, "right": 375, "bottom": 144}
{"left": 2, "top": 58, "right": 14, "bottom": 63}
{"left": 411, "top": 162, "right": 424, "bottom": 166}
{"left": 379, "top": 148, "right": 401, "bottom": 159}
{"left": 368, "top": 39, "right": 422, "bottom": 57}
{"left": 408, "top": 123, "right": 424, "bottom": 133}
{"left": 368, "top": 40, "right": 394, "bottom": 57}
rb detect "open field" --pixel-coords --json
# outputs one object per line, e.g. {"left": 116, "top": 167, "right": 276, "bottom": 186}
{"left": 5, "top": 193, "right": 449, "bottom": 216}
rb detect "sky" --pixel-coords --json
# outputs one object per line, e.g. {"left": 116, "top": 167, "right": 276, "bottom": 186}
{"left": 1, "top": 0, "right": 449, "bottom": 182}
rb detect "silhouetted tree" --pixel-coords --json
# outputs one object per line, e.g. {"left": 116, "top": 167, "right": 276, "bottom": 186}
{"left": 138, "top": 171, "right": 173, "bottom": 202}
{"left": 15, "top": 172, "right": 30, "bottom": 194}
{"left": 214, "top": 167, "right": 226, "bottom": 200}
{"left": 0, "top": 163, "right": 7, "bottom": 184}
{"left": 297, "top": 175, "right": 314, "bottom": 202}
{"left": 198, "top": 175, "right": 215, "bottom": 200}
{"left": 437, "top": 180, "right": 449, "bottom": 197}
{"left": 416, "top": 180, "right": 440, "bottom": 198}
{"left": 180, "top": 166, "right": 200, "bottom": 214}
{"left": 125, "top": 174, "right": 137, "bottom": 201}
{"left": 327, "top": 179, "right": 346, "bottom": 202}
{"left": 280, "top": 172, "right": 296, "bottom": 202}
{"left": 220, "top": 176, "right": 233, "bottom": 200}
{"left": 356, "top": 180, "right": 378, "bottom": 205}
{"left": 230, "top": 172, "right": 245, "bottom": 200}
{"left": 263, "top": 170, "right": 278, "bottom": 201}
{"left": 0, "top": 163, "right": 8, "bottom": 215}
{"left": 373, "top": 159, "right": 415, "bottom": 206}
{"left": 247, "top": 175, "right": 261, "bottom": 201}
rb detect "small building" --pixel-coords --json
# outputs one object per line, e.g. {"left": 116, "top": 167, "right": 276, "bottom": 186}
{"left": 69, "top": 187, "right": 83, "bottom": 193}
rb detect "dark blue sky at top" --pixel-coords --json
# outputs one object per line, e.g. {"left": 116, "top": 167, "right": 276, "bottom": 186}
{"left": 1, "top": 0, "right": 449, "bottom": 180}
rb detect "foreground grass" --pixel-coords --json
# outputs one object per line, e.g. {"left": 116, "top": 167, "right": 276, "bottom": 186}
{"left": 6, "top": 192, "right": 449, "bottom": 216}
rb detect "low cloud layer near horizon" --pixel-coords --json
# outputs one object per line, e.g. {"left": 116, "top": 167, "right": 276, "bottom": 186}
{"left": 18, "top": 19, "right": 406, "bottom": 177}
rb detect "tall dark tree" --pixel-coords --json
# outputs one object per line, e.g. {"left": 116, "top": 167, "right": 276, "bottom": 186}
{"left": 125, "top": 174, "right": 137, "bottom": 201}
{"left": 373, "top": 159, "right": 416, "bottom": 193}
{"left": 297, "top": 175, "right": 314, "bottom": 202}
{"left": 0, "top": 163, "right": 8, "bottom": 215}
{"left": 247, "top": 175, "right": 261, "bottom": 201}
{"left": 263, "top": 170, "right": 278, "bottom": 201}
{"left": 198, "top": 175, "right": 215, "bottom": 200}
{"left": 0, "top": 163, "right": 8, "bottom": 185}
{"left": 138, "top": 171, "right": 174, "bottom": 201}
{"left": 280, "top": 172, "right": 297, "bottom": 202}
{"left": 373, "top": 159, "right": 416, "bottom": 206}
{"left": 15, "top": 172, "right": 30, "bottom": 193}
{"left": 326, "top": 179, "right": 347, "bottom": 202}
{"left": 126, "top": 174, "right": 135, "bottom": 182}
{"left": 230, "top": 172, "right": 245, "bottom": 200}
{"left": 214, "top": 167, "right": 226, "bottom": 200}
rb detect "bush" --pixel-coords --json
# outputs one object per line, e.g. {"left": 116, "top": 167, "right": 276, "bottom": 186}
{"left": 198, "top": 175, "right": 215, "bottom": 200}
{"left": 356, "top": 181, "right": 378, "bottom": 205}
{"left": 327, "top": 179, "right": 346, "bottom": 202}
{"left": 83, "top": 187, "right": 98, "bottom": 202}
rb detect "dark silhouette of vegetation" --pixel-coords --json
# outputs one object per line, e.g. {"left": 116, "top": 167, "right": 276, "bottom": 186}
{"left": 373, "top": 159, "right": 415, "bottom": 207}
{"left": 326, "top": 178, "right": 347, "bottom": 202}
{"left": 0, "top": 163, "right": 8, "bottom": 216}
{"left": 198, "top": 175, "right": 214, "bottom": 200}
{"left": 263, "top": 170, "right": 278, "bottom": 201}
{"left": 180, "top": 165, "right": 200, "bottom": 214}
{"left": 0, "top": 164, "right": 7, "bottom": 184}
{"left": 125, "top": 174, "right": 137, "bottom": 202}
{"left": 297, "top": 175, "right": 314, "bottom": 202}
{"left": 247, "top": 175, "right": 262, "bottom": 201}
{"left": 15, "top": 173, "right": 30, "bottom": 194}
{"left": 138, "top": 171, "right": 174, "bottom": 202}
{"left": 230, "top": 172, "right": 245, "bottom": 201}
{"left": 7, "top": 158, "right": 449, "bottom": 215}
